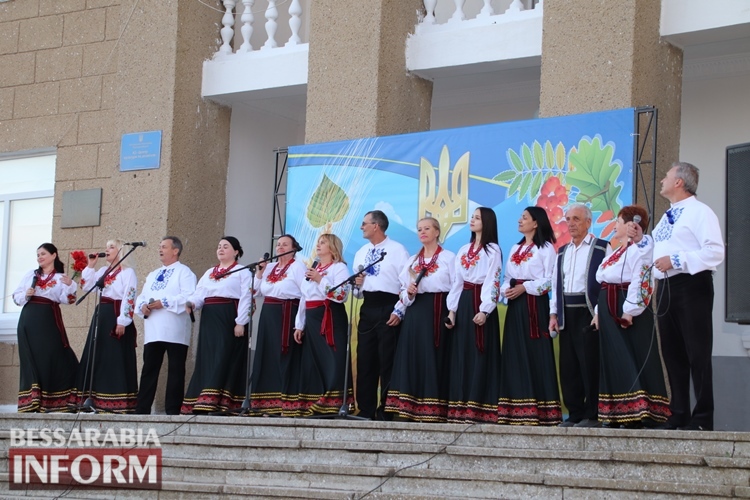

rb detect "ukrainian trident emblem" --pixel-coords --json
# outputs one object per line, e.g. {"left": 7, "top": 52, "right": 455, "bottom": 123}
{"left": 418, "top": 145, "right": 469, "bottom": 242}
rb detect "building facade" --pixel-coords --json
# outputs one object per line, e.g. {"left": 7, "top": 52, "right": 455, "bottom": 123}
{"left": 1, "top": 0, "right": 748, "bottom": 429}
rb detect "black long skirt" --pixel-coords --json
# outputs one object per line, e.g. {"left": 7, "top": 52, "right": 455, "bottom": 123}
{"left": 498, "top": 294, "right": 562, "bottom": 425}
{"left": 447, "top": 288, "right": 502, "bottom": 423}
{"left": 72, "top": 300, "right": 138, "bottom": 413}
{"left": 598, "top": 287, "right": 670, "bottom": 425}
{"left": 17, "top": 300, "right": 79, "bottom": 412}
{"left": 290, "top": 302, "right": 352, "bottom": 416}
{"left": 181, "top": 301, "right": 248, "bottom": 413}
{"left": 250, "top": 299, "right": 301, "bottom": 416}
{"left": 386, "top": 292, "right": 450, "bottom": 422}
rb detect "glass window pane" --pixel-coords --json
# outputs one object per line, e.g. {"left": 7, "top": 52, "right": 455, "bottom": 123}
{"left": 0, "top": 155, "right": 56, "bottom": 195}
{"left": 4, "top": 197, "right": 53, "bottom": 313}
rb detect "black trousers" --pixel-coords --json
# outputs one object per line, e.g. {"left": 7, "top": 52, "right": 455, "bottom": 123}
{"left": 559, "top": 305, "right": 599, "bottom": 421}
{"left": 356, "top": 292, "right": 400, "bottom": 420}
{"left": 656, "top": 271, "right": 714, "bottom": 429}
{"left": 136, "top": 341, "right": 188, "bottom": 415}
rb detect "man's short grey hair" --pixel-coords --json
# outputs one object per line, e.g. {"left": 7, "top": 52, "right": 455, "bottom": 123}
{"left": 672, "top": 161, "right": 699, "bottom": 195}
{"left": 163, "top": 236, "right": 183, "bottom": 256}
{"left": 566, "top": 203, "right": 592, "bottom": 221}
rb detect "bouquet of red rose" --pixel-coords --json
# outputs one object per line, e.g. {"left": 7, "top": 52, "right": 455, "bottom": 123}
{"left": 70, "top": 250, "right": 88, "bottom": 280}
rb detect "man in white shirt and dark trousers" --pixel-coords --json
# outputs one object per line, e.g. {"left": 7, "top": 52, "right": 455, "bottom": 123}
{"left": 135, "top": 236, "right": 197, "bottom": 415}
{"left": 653, "top": 162, "right": 724, "bottom": 431}
{"left": 352, "top": 210, "right": 410, "bottom": 420}
{"left": 549, "top": 204, "right": 608, "bottom": 427}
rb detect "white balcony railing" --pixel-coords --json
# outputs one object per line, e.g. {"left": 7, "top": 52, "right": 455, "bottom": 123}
{"left": 417, "top": 0, "right": 543, "bottom": 32}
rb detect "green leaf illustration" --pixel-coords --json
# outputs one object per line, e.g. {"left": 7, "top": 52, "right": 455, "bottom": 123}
{"left": 494, "top": 170, "right": 517, "bottom": 183}
{"left": 522, "top": 144, "right": 533, "bottom": 171}
{"left": 565, "top": 137, "right": 623, "bottom": 216}
{"left": 508, "top": 174, "right": 523, "bottom": 197}
{"left": 531, "top": 171, "right": 543, "bottom": 197}
{"left": 533, "top": 141, "right": 544, "bottom": 171}
{"left": 519, "top": 171, "right": 533, "bottom": 198}
{"left": 545, "top": 141, "right": 555, "bottom": 170}
{"left": 509, "top": 149, "right": 524, "bottom": 172}
{"left": 306, "top": 174, "right": 350, "bottom": 228}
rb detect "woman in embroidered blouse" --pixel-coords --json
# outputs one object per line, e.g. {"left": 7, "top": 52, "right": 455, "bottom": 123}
{"left": 73, "top": 239, "right": 139, "bottom": 413}
{"left": 385, "top": 217, "right": 457, "bottom": 422}
{"left": 13, "top": 243, "right": 79, "bottom": 412}
{"left": 292, "top": 233, "right": 353, "bottom": 416}
{"left": 593, "top": 205, "right": 670, "bottom": 428}
{"left": 498, "top": 207, "right": 561, "bottom": 425}
{"left": 181, "top": 236, "right": 252, "bottom": 414}
{"left": 250, "top": 234, "right": 307, "bottom": 416}
{"left": 444, "top": 207, "right": 503, "bottom": 423}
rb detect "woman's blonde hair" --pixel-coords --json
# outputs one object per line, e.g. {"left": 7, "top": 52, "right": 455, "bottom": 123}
{"left": 318, "top": 233, "right": 346, "bottom": 265}
{"left": 107, "top": 239, "right": 128, "bottom": 268}
{"left": 409, "top": 217, "right": 441, "bottom": 278}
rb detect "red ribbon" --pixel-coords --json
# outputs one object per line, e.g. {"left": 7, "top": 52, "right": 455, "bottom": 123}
{"left": 602, "top": 282, "right": 631, "bottom": 328}
{"left": 463, "top": 282, "right": 484, "bottom": 352}
{"left": 513, "top": 279, "right": 548, "bottom": 339}
{"left": 306, "top": 300, "right": 335, "bottom": 349}
{"left": 432, "top": 292, "right": 446, "bottom": 348}
{"left": 101, "top": 296, "right": 139, "bottom": 347}
{"left": 28, "top": 296, "right": 70, "bottom": 348}
{"left": 264, "top": 297, "right": 300, "bottom": 354}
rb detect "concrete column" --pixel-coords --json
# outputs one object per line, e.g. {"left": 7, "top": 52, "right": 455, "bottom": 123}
{"left": 305, "top": 0, "right": 432, "bottom": 144}
{"left": 539, "top": 0, "right": 682, "bottom": 216}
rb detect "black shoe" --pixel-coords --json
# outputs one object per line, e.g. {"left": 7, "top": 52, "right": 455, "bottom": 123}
{"left": 573, "top": 418, "right": 601, "bottom": 428}
{"left": 558, "top": 420, "right": 578, "bottom": 427}
{"left": 678, "top": 423, "right": 712, "bottom": 431}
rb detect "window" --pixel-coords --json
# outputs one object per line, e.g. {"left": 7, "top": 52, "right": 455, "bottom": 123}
{"left": 0, "top": 151, "right": 55, "bottom": 341}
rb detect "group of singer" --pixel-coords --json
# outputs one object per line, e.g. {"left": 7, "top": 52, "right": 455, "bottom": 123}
{"left": 13, "top": 162, "right": 724, "bottom": 430}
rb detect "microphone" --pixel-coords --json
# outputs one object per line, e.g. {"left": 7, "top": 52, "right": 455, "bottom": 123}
{"left": 628, "top": 215, "right": 642, "bottom": 244}
{"left": 89, "top": 252, "right": 106, "bottom": 258}
{"left": 306, "top": 259, "right": 320, "bottom": 281}
{"left": 264, "top": 252, "right": 270, "bottom": 260}
{"left": 144, "top": 298, "right": 154, "bottom": 318}
{"left": 26, "top": 272, "right": 39, "bottom": 300}
{"left": 124, "top": 241, "right": 146, "bottom": 247}
{"left": 414, "top": 268, "right": 428, "bottom": 287}
{"left": 509, "top": 278, "right": 517, "bottom": 288}
{"left": 354, "top": 265, "right": 364, "bottom": 292}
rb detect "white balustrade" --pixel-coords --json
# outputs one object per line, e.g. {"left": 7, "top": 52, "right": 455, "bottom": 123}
{"left": 419, "top": 0, "right": 543, "bottom": 30}
{"left": 505, "top": 0, "right": 525, "bottom": 14}
{"left": 238, "top": 0, "right": 255, "bottom": 53}
{"left": 218, "top": 0, "right": 237, "bottom": 55}
{"left": 286, "top": 0, "right": 302, "bottom": 46}
{"left": 262, "top": 0, "right": 279, "bottom": 50}
{"left": 449, "top": 0, "right": 466, "bottom": 22}
{"left": 478, "top": 0, "right": 494, "bottom": 18}
{"left": 423, "top": 0, "right": 437, "bottom": 24}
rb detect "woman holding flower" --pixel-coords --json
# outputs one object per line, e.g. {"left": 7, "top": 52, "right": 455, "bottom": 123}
{"left": 13, "top": 243, "right": 79, "bottom": 412}
{"left": 74, "top": 239, "right": 139, "bottom": 413}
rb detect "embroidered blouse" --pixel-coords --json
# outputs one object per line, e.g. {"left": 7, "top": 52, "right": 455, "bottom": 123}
{"left": 81, "top": 266, "right": 138, "bottom": 326}
{"left": 13, "top": 269, "right": 77, "bottom": 307}
{"left": 393, "top": 249, "right": 457, "bottom": 318}
{"left": 188, "top": 264, "right": 254, "bottom": 326}
{"left": 500, "top": 241, "right": 556, "bottom": 299}
{"left": 351, "top": 237, "right": 411, "bottom": 297}
{"left": 596, "top": 235, "right": 654, "bottom": 316}
{"left": 257, "top": 259, "right": 306, "bottom": 300}
{"left": 294, "top": 261, "right": 350, "bottom": 331}
{"left": 446, "top": 242, "right": 503, "bottom": 314}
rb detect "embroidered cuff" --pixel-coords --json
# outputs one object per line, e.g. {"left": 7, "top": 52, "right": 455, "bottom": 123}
{"left": 670, "top": 254, "right": 682, "bottom": 270}
{"left": 162, "top": 297, "right": 170, "bottom": 308}
{"left": 393, "top": 309, "right": 404, "bottom": 320}
{"left": 636, "top": 238, "right": 649, "bottom": 249}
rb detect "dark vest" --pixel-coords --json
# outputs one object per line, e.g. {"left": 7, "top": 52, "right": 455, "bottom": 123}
{"left": 555, "top": 237, "right": 608, "bottom": 330}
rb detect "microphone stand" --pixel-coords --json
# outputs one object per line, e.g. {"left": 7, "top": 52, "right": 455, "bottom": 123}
{"left": 221, "top": 248, "right": 298, "bottom": 416}
{"left": 314, "top": 252, "right": 387, "bottom": 420}
{"left": 75, "top": 244, "right": 140, "bottom": 413}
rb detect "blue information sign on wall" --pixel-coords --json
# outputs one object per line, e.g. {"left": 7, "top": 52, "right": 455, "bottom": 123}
{"left": 120, "top": 131, "right": 162, "bottom": 171}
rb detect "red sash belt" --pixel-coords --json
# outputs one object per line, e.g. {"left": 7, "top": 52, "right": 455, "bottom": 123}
{"left": 264, "top": 297, "right": 300, "bottom": 354}
{"left": 101, "top": 296, "right": 138, "bottom": 346}
{"left": 602, "top": 282, "right": 631, "bottom": 328}
{"left": 430, "top": 292, "right": 447, "bottom": 348}
{"left": 514, "top": 280, "right": 548, "bottom": 339}
{"left": 28, "top": 296, "right": 70, "bottom": 348}
{"left": 463, "top": 281, "right": 485, "bottom": 352}
{"left": 306, "top": 300, "right": 335, "bottom": 349}
{"left": 205, "top": 296, "right": 237, "bottom": 307}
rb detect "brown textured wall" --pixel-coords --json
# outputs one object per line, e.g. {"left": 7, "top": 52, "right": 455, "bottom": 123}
{"left": 305, "top": 0, "right": 432, "bottom": 144}
{"left": 0, "top": 0, "right": 230, "bottom": 407}
{"left": 539, "top": 0, "right": 682, "bottom": 216}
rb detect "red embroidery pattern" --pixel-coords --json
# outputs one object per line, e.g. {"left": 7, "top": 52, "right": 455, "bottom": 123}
{"left": 510, "top": 244, "right": 534, "bottom": 266}
{"left": 416, "top": 246, "right": 443, "bottom": 276}
{"left": 36, "top": 271, "right": 57, "bottom": 290}
{"left": 266, "top": 259, "right": 295, "bottom": 284}
{"left": 315, "top": 262, "right": 333, "bottom": 276}
{"left": 460, "top": 244, "right": 481, "bottom": 270}
{"left": 103, "top": 267, "right": 122, "bottom": 287}
{"left": 210, "top": 262, "right": 237, "bottom": 281}
{"left": 601, "top": 244, "right": 628, "bottom": 270}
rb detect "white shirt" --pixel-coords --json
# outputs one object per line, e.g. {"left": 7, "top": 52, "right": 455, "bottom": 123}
{"left": 81, "top": 266, "right": 138, "bottom": 326}
{"left": 595, "top": 236, "right": 654, "bottom": 317}
{"left": 351, "top": 236, "right": 410, "bottom": 297}
{"left": 446, "top": 242, "right": 503, "bottom": 314}
{"left": 549, "top": 234, "right": 595, "bottom": 315}
{"left": 501, "top": 242, "right": 556, "bottom": 299}
{"left": 394, "top": 248, "right": 457, "bottom": 318}
{"left": 257, "top": 259, "right": 306, "bottom": 300}
{"left": 294, "top": 262, "right": 350, "bottom": 331}
{"left": 188, "top": 264, "right": 253, "bottom": 326}
{"left": 652, "top": 196, "right": 725, "bottom": 279}
{"left": 136, "top": 261, "right": 197, "bottom": 346}
{"left": 13, "top": 269, "right": 78, "bottom": 306}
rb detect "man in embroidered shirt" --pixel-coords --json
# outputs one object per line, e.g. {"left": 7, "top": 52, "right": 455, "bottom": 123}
{"left": 549, "top": 204, "right": 608, "bottom": 428}
{"left": 352, "top": 210, "right": 410, "bottom": 420}
{"left": 135, "top": 236, "right": 197, "bottom": 415}
{"left": 653, "top": 162, "right": 724, "bottom": 431}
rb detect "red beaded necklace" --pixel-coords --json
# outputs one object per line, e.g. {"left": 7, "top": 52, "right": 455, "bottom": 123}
{"left": 416, "top": 246, "right": 442, "bottom": 274}
{"left": 601, "top": 244, "right": 628, "bottom": 269}
{"left": 210, "top": 261, "right": 237, "bottom": 280}
{"left": 267, "top": 258, "right": 295, "bottom": 284}
{"left": 36, "top": 269, "right": 57, "bottom": 289}
{"left": 103, "top": 267, "right": 122, "bottom": 286}
{"left": 315, "top": 261, "right": 334, "bottom": 275}
{"left": 510, "top": 242, "right": 534, "bottom": 266}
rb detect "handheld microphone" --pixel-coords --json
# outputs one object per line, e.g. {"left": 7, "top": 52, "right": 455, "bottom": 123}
{"left": 628, "top": 215, "right": 642, "bottom": 244}
{"left": 124, "top": 241, "right": 146, "bottom": 247}
{"left": 306, "top": 259, "right": 320, "bottom": 281}
{"left": 414, "top": 268, "right": 428, "bottom": 287}
{"left": 144, "top": 298, "right": 154, "bottom": 318}
{"left": 27, "top": 272, "right": 39, "bottom": 300}
{"left": 509, "top": 278, "right": 517, "bottom": 288}
{"left": 89, "top": 252, "right": 106, "bottom": 258}
{"left": 354, "top": 265, "right": 364, "bottom": 292}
